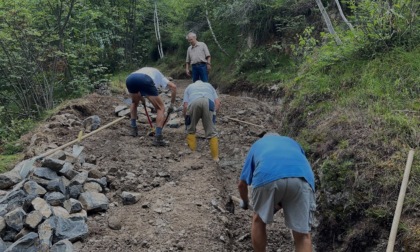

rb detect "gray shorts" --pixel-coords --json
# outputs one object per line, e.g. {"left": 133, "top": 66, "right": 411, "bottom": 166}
{"left": 252, "top": 177, "right": 316, "bottom": 233}
{"left": 186, "top": 97, "right": 217, "bottom": 138}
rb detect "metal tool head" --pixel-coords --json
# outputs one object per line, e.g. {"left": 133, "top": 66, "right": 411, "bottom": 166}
{"left": 225, "top": 196, "right": 235, "bottom": 214}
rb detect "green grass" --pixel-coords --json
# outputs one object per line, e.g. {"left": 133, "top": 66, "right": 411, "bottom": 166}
{"left": 109, "top": 71, "right": 131, "bottom": 94}
{"left": 0, "top": 153, "right": 23, "bottom": 173}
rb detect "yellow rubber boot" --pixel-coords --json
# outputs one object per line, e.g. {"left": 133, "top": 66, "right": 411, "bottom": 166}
{"left": 209, "top": 137, "right": 219, "bottom": 162}
{"left": 186, "top": 134, "right": 197, "bottom": 151}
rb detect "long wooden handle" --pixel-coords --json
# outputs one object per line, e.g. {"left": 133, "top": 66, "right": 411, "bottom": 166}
{"left": 36, "top": 116, "right": 126, "bottom": 160}
{"left": 386, "top": 149, "right": 415, "bottom": 252}
{"left": 225, "top": 116, "right": 264, "bottom": 128}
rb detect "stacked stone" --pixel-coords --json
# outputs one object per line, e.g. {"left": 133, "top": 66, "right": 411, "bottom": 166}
{"left": 0, "top": 152, "right": 109, "bottom": 251}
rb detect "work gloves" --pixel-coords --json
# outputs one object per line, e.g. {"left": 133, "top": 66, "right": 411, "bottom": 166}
{"left": 239, "top": 200, "right": 249, "bottom": 210}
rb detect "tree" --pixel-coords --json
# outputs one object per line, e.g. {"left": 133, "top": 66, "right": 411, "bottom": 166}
{"left": 314, "top": 0, "right": 343, "bottom": 45}
{"left": 154, "top": 0, "right": 164, "bottom": 59}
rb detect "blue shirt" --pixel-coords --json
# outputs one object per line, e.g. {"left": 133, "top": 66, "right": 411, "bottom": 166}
{"left": 240, "top": 135, "right": 315, "bottom": 191}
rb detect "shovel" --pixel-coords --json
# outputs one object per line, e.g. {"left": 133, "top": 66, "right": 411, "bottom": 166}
{"left": 143, "top": 102, "right": 156, "bottom": 136}
{"left": 225, "top": 195, "right": 254, "bottom": 214}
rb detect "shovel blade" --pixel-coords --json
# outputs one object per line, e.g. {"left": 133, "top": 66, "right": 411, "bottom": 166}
{"left": 225, "top": 198, "right": 235, "bottom": 214}
{"left": 73, "top": 144, "right": 84, "bottom": 157}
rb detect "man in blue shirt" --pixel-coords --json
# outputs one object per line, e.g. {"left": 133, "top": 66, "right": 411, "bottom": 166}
{"left": 238, "top": 133, "right": 316, "bottom": 252}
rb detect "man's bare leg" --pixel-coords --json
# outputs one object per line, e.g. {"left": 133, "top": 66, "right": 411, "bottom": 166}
{"left": 147, "top": 96, "right": 165, "bottom": 128}
{"left": 252, "top": 213, "right": 267, "bottom": 252}
{"left": 292, "top": 231, "right": 312, "bottom": 252}
{"left": 130, "top": 93, "right": 140, "bottom": 120}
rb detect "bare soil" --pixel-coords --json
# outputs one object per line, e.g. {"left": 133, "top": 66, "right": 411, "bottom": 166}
{"left": 24, "top": 79, "right": 298, "bottom": 251}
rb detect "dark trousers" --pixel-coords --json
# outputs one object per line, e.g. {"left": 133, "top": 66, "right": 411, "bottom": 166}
{"left": 192, "top": 63, "right": 209, "bottom": 82}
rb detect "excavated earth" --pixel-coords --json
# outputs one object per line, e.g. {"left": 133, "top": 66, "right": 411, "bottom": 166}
{"left": 21, "top": 79, "right": 301, "bottom": 251}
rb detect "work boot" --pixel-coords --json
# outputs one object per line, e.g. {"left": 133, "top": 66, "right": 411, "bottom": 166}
{"left": 209, "top": 137, "right": 219, "bottom": 162}
{"left": 130, "top": 126, "right": 138, "bottom": 137}
{"left": 186, "top": 134, "right": 197, "bottom": 151}
{"left": 152, "top": 134, "right": 168, "bottom": 146}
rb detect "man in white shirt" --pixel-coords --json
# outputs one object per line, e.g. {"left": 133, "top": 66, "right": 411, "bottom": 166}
{"left": 183, "top": 80, "right": 220, "bottom": 161}
{"left": 125, "top": 67, "right": 177, "bottom": 146}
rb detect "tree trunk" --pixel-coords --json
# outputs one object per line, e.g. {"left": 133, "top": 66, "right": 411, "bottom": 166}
{"left": 154, "top": 0, "right": 164, "bottom": 59}
{"left": 334, "top": 0, "right": 354, "bottom": 31}
{"left": 205, "top": 0, "right": 229, "bottom": 55}
{"left": 314, "top": 0, "right": 342, "bottom": 45}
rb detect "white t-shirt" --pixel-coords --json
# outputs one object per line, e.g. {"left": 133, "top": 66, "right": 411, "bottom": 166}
{"left": 134, "top": 67, "right": 169, "bottom": 89}
{"left": 183, "top": 81, "right": 218, "bottom": 104}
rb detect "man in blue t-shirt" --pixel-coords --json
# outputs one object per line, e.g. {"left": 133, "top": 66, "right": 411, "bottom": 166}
{"left": 238, "top": 133, "right": 316, "bottom": 252}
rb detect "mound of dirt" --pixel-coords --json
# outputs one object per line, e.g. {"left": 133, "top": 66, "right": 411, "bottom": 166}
{"left": 19, "top": 80, "right": 296, "bottom": 251}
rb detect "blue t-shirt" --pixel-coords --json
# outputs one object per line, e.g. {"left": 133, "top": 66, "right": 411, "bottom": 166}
{"left": 240, "top": 135, "right": 315, "bottom": 191}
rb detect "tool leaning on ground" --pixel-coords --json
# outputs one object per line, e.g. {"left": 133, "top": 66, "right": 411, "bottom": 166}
{"left": 225, "top": 195, "right": 254, "bottom": 214}
{"left": 142, "top": 102, "right": 156, "bottom": 136}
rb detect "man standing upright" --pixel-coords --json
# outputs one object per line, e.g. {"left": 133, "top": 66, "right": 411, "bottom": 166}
{"left": 185, "top": 32, "right": 211, "bottom": 82}
{"left": 238, "top": 133, "right": 316, "bottom": 252}
{"left": 183, "top": 80, "right": 220, "bottom": 161}
{"left": 125, "top": 67, "right": 177, "bottom": 146}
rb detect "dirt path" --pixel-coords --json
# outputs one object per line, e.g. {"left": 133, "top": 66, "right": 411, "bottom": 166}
{"left": 25, "top": 79, "right": 296, "bottom": 251}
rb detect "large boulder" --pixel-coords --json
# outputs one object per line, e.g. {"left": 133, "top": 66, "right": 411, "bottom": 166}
{"left": 78, "top": 192, "right": 109, "bottom": 212}
{"left": 5, "top": 207, "right": 26, "bottom": 232}
{"left": 25, "top": 210, "right": 43, "bottom": 229}
{"left": 0, "top": 190, "right": 27, "bottom": 210}
{"left": 11, "top": 159, "right": 35, "bottom": 180}
{"left": 63, "top": 199, "right": 83, "bottom": 214}
{"left": 58, "top": 163, "right": 79, "bottom": 180}
{"left": 51, "top": 216, "right": 88, "bottom": 243}
{"left": 41, "top": 158, "right": 66, "bottom": 172}
{"left": 33, "top": 168, "right": 59, "bottom": 180}
{"left": 51, "top": 239, "right": 73, "bottom": 252}
{"left": 0, "top": 171, "right": 21, "bottom": 190}
{"left": 44, "top": 192, "right": 66, "bottom": 206}
{"left": 69, "top": 171, "right": 88, "bottom": 186}
{"left": 31, "top": 197, "right": 52, "bottom": 219}
{"left": 38, "top": 217, "right": 54, "bottom": 248}
{"left": 47, "top": 178, "right": 66, "bottom": 194}
{"left": 4, "top": 232, "right": 40, "bottom": 252}
{"left": 23, "top": 181, "right": 47, "bottom": 196}
{"left": 67, "top": 185, "right": 83, "bottom": 200}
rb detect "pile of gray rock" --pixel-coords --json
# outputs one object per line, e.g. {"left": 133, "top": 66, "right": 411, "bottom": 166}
{"left": 0, "top": 150, "right": 109, "bottom": 251}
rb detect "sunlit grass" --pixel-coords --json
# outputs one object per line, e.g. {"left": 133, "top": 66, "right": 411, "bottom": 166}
{"left": 0, "top": 153, "right": 23, "bottom": 173}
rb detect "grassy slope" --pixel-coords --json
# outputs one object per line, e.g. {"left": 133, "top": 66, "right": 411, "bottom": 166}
{"left": 279, "top": 46, "right": 420, "bottom": 251}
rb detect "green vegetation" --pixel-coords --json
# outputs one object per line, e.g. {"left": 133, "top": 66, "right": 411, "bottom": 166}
{"left": 0, "top": 154, "right": 24, "bottom": 173}
{"left": 1, "top": 0, "right": 419, "bottom": 250}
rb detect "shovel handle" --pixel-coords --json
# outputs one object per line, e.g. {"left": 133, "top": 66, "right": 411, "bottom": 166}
{"left": 143, "top": 103, "right": 154, "bottom": 129}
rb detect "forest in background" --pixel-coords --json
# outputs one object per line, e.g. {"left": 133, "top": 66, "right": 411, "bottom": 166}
{"left": 1, "top": 0, "right": 419, "bottom": 250}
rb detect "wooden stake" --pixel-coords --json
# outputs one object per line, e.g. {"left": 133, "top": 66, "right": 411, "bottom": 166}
{"left": 225, "top": 116, "right": 264, "bottom": 128}
{"left": 386, "top": 149, "right": 415, "bottom": 252}
{"left": 36, "top": 116, "right": 126, "bottom": 160}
